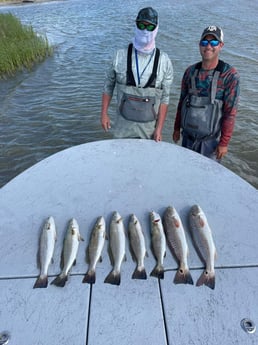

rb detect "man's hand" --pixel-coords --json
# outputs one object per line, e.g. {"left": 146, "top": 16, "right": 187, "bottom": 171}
{"left": 172, "top": 130, "right": 180, "bottom": 143}
{"left": 216, "top": 145, "right": 228, "bottom": 160}
{"left": 101, "top": 114, "right": 111, "bottom": 132}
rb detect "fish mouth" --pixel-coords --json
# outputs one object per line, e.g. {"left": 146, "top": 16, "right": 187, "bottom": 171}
{"left": 190, "top": 205, "right": 201, "bottom": 216}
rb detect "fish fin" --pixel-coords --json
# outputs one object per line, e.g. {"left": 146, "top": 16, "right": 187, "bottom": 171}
{"left": 196, "top": 270, "right": 215, "bottom": 290}
{"left": 73, "top": 259, "right": 76, "bottom": 266}
{"left": 123, "top": 254, "right": 127, "bottom": 262}
{"left": 146, "top": 250, "right": 149, "bottom": 258}
{"left": 104, "top": 270, "right": 121, "bottom": 285}
{"left": 79, "top": 235, "right": 84, "bottom": 241}
{"left": 50, "top": 274, "right": 68, "bottom": 287}
{"left": 150, "top": 264, "right": 164, "bottom": 279}
{"left": 33, "top": 275, "right": 48, "bottom": 288}
{"left": 99, "top": 255, "right": 103, "bottom": 263}
{"left": 174, "top": 268, "right": 194, "bottom": 285}
{"left": 82, "top": 270, "right": 96, "bottom": 284}
{"left": 132, "top": 267, "right": 147, "bottom": 280}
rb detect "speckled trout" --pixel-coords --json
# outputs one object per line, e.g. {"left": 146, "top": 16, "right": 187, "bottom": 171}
{"left": 51, "top": 218, "right": 84, "bottom": 287}
{"left": 150, "top": 211, "right": 166, "bottom": 279}
{"left": 82, "top": 216, "right": 106, "bottom": 284}
{"left": 104, "top": 211, "right": 126, "bottom": 286}
{"left": 189, "top": 205, "right": 217, "bottom": 290}
{"left": 128, "top": 214, "right": 147, "bottom": 280}
{"left": 33, "top": 216, "right": 57, "bottom": 288}
{"left": 163, "top": 206, "right": 193, "bottom": 285}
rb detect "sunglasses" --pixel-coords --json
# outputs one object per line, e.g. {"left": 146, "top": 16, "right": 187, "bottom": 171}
{"left": 136, "top": 22, "right": 156, "bottom": 32}
{"left": 200, "top": 39, "right": 220, "bottom": 47}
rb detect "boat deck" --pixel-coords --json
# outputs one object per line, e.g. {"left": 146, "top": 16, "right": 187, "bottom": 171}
{"left": 0, "top": 139, "right": 257, "bottom": 345}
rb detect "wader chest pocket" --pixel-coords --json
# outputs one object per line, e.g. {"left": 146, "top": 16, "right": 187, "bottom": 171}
{"left": 181, "top": 95, "right": 223, "bottom": 138}
{"left": 120, "top": 93, "right": 157, "bottom": 123}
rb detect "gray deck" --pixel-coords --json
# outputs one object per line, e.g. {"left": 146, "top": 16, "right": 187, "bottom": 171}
{"left": 0, "top": 139, "right": 257, "bottom": 345}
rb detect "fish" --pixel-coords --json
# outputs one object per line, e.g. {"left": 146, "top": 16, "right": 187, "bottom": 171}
{"left": 189, "top": 205, "right": 217, "bottom": 290}
{"left": 51, "top": 218, "right": 84, "bottom": 287}
{"left": 33, "top": 216, "right": 57, "bottom": 288}
{"left": 163, "top": 206, "right": 193, "bottom": 285}
{"left": 82, "top": 216, "right": 106, "bottom": 284}
{"left": 150, "top": 211, "right": 166, "bottom": 279}
{"left": 128, "top": 214, "right": 148, "bottom": 280}
{"left": 104, "top": 211, "right": 126, "bottom": 285}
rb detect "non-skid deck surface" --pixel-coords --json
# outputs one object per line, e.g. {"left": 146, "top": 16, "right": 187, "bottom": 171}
{"left": 0, "top": 139, "right": 257, "bottom": 345}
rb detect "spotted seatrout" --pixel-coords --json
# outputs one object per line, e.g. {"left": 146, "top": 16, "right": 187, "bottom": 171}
{"left": 163, "top": 206, "right": 193, "bottom": 285}
{"left": 150, "top": 211, "right": 166, "bottom": 279}
{"left": 128, "top": 214, "right": 147, "bottom": 280}
{"left": 51, "top": 218, "right": 84, "bottom": 287}
{"left": 82, "top": 216, "right": 106, "bottom": 284}
{"left": 189, "top": 205, "right": 217, "bottom": 290}
{"left": 104, "top": 211, "right": 126, "bottom": 286}
{"left": 33, "top": 216, "right": 57, "bottom": 288}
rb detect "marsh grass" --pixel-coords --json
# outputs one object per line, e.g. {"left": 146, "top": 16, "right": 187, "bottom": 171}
{"left": 0, "top": 13, "right": 53, "bottom": 78}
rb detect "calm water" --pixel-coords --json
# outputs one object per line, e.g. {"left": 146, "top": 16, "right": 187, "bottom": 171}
{"left": 0, "top": 0, "right": 257, "bottom": 189}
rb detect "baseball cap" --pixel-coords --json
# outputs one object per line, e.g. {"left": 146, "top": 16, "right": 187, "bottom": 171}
{"left": 136, "top": 7, "right": 158, "bottom": 26}
{"left": 200, "top": 26, "right": 224, "bottom": 42}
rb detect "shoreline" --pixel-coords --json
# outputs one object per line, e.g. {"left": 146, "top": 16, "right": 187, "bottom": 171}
{"left": 0, "top": 0, "right": 57, "bottom": 6}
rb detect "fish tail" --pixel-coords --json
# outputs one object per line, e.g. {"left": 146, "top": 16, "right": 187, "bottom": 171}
{"left": 104, "top": 270, "right": 121, "bottom": 285}
{"left": 132, "top": 266, "right": 147, "bottom": 280}
{"left": 33, "top": 275, "right": 48, "bottom": 288}
{"left": 150, "top": 264, "right": 164, "bottom": 279}
{"left": 82, "top": 270, "right": 96, "bottom": 284}
{"left": 196, "top": 270, "right": 215, "bottom": 290}
{"left": 174, "top": 268, "right": 194, "bottom": 285}
{"left": 50, "top": 273, "right": 68, "bottom": 287}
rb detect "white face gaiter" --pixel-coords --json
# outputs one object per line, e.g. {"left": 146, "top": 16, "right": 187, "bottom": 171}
{"left": 132, "top": 25, "right": 159, "bottom": 54}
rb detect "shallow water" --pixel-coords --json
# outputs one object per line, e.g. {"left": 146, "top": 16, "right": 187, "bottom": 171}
{"left": 0, "top": 0, "right": 257, "bottom": 188}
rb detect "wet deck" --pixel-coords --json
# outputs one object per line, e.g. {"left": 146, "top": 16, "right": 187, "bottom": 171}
{"left": 0, "top": 139, "right": 257, "bottom": 345}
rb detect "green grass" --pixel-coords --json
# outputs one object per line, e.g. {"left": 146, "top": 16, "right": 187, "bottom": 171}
{"left": 0, "top": 13, "right": 53, "bottom": 78}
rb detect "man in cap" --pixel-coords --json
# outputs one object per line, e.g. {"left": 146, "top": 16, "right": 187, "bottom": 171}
{"left": 172, "top": 26, "right": 240, "bottom": 160}
{"left": 101, "top": 7, "right": 173, "bottom": 141}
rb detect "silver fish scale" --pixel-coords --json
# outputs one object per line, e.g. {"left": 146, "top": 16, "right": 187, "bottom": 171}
{"left": 189, "top": 206, "right": 216, "bottom": 264}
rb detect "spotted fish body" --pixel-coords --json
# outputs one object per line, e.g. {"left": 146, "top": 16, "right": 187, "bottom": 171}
{"left": 128, "top": 214, "right": 147, "bottom": 280}
{"left": 163, "top": 206, "right": 193, "bottom": 285}
{"left": 82, "top": 216, "right": 106, "bottom": 284}
{"left": 34, "top": 216, "right": 57, "bottom": 288}
{"left": 104, "top": 211, "right": 126, "bottom": 286}
{"left": 189, "top": 205, "right": 217, "bottom": 290}
{"left": 150, "top": 211, "right": 166, "bottom": 279}
{"left": 51, "top": 218, "right": 84, "bottom": 287}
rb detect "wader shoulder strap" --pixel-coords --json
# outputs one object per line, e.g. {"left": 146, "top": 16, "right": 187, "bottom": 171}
{"left": 189, "top": 60, "right": 225, "bottom": 102}
{"left": 126, "top": 43, "right": 160, "bottom": 88}
{"left": 126, "top": 43, "right": 136, "bottom": 86}
{"left": 144, "top": 48, "right": 160, "bottom": 88}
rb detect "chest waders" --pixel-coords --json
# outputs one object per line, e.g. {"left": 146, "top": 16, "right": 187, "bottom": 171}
{"left": 181, "top": 60, "right": 225, "bottom": 141}
{"left": 119, "top": 43, "right": 161, "bottom": 123}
